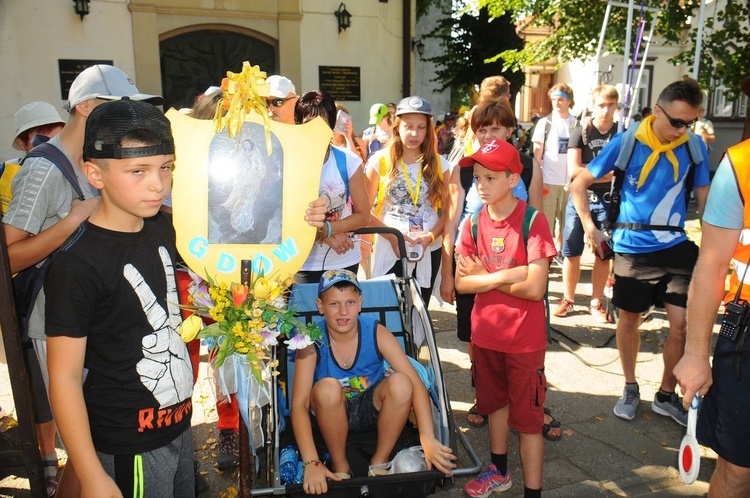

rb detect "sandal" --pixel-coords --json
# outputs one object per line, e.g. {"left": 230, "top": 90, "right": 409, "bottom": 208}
{"left": 542, "top": 408, "right": 562, "bottom": 442}
{"left": 467, "top": 403, "right": 488, "bottom": 428}
{"left": 44, "top": 461, "right": 58, "bottom": 498}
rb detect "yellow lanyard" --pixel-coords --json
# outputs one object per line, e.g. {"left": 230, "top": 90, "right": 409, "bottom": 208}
{"left": 400, "top": 159, "right": 422, "bottom": 208}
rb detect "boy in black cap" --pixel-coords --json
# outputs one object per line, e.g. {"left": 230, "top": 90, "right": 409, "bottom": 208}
{"left": 45, "top": 99, "right": 195, "bottom": 497}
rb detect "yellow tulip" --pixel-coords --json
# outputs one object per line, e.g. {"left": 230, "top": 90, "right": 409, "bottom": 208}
{"left": 253, "top": 277, "right": 278, "bottom": 300}
{"left": 179, "top": 315, "right": 203, "bottom": 342}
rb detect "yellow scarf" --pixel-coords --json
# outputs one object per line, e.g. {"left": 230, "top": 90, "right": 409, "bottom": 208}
{"left": 633, "top": 115, "right": 688, "bottom": 191}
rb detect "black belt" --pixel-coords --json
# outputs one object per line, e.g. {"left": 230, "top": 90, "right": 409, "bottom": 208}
{"left": 613, "top": 223, "right": 685, "bottom": 233}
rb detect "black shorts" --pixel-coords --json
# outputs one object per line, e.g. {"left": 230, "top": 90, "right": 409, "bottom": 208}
{"left": 697, "top": 332, "right": 750, "bottom": 467}
{"left": 453, "top": 257, "right": 476, "bottom": 342}
{"left": 345, "top": 379, "right": 381, "bottom": 432}
{"left": 612, "top": 240, "right": 698, "bottom": 313}
{"left": 23, "top": 344, "right": 53, "bottom": 424}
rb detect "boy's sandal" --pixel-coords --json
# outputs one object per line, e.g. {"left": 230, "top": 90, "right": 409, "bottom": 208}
{"left": 43, "top": 461, "right": 59, "bottom": 498}
{"left": 542, "top": 409, "right": 562, "bottom": 442}
{"left": 467, "top": 403, "right": 488, "bottom": 428}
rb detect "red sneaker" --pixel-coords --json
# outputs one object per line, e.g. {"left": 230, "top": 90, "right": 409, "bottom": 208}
{"left": 553, "top": 298, "right": 575, "bottom": 317}
{"left": 464, "top": 464, "right": 512, "bottom": 497}
{"left": 590, "top": 302, "right": 612, "bottom": 323}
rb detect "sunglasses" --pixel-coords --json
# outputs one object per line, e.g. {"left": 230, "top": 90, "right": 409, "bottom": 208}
{"left": 656, "top": 104, "right": 698, "bottom": 129}
{"left": 265, "top": 97, "right": 293, "bottom": 108}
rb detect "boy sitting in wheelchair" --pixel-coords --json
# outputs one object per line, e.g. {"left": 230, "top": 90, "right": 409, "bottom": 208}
{"left": 291, "top": 269, "right": 456, "bottom": 494}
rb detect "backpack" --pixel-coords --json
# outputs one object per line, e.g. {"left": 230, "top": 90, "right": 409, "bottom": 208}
{"left": 606, "top": 127, "right": 703, "bottom": 232}
{"left": 541, "top": 113, "right": 579, "bottom": 155}
{"left": 11, "top": 142, "right": 85, "bottom": 344}
{"left": 331, "top": 146, "right": 349, "bottom": 203}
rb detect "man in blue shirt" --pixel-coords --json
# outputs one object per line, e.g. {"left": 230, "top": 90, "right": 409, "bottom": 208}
{"left": 569, "top": 78, "right": 710, "bottom": 426}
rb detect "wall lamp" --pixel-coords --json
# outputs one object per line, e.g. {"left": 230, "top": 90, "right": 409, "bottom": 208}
{"left": 334, "top": 3, "right": 352, "bottom": 33}
{"left": 73, "top": 0, "right": 90, "bottom": 20}
{"left": 412, "top": 39, "right": 425, "bottom": 57}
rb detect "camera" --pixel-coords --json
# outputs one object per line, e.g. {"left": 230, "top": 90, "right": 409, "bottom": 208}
{"left": 719, "top": 300, "right": 749, "bottom": 341}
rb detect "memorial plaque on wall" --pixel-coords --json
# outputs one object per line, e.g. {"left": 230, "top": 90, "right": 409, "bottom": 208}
{"left": 59, "top": 59, "right": 113, "bottom": 101}
{"left": 319, "top": 66, "right": 360, "bottom": 101}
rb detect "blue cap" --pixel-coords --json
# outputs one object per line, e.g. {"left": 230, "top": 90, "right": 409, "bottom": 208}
{"left": 318, "top": 269, "right": 361, "bottom": 296}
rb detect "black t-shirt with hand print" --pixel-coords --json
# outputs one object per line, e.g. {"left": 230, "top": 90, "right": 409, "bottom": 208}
{"left": 45, "top": 213, "right": 193, "bottom": 454}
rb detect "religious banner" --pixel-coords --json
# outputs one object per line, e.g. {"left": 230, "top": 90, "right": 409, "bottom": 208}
{"left": 167, "top": 86, "right": 330, "bottom": 285}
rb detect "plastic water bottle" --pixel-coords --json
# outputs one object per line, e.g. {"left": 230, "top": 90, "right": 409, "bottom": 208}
{"left": 294, "top": 460, "right": 304, "bottom": 484}
{"left": 279, "top": 445, "right": 299, "bottom": 484}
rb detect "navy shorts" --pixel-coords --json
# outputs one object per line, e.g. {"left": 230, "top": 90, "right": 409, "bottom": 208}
{"left": 345, "top": 379, "right": 382, "bottom": 432}
{"left": 612, "top": 240, "right": 698, "bottom": 313}
{"left": 697, "top": 332, "right": 750, "bottom": 467}
{"left": 562, "top": 190, "right": 610, "bottom": 258}
{"left": 312, "top": 378, "right": 382, "bottom": 433}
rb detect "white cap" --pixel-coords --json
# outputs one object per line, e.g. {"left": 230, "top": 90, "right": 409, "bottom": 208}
{"left": 267, "top": 75, "right": 296, "bottom": 98}
{"left": 12, "top": 102, "right": 66, "bottom": 150}
{"left": 65, "top": 64, "right": 163, "bottom": 112}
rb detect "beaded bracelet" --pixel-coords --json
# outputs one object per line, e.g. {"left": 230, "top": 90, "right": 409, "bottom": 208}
{"left": 325, "top": 220, "right": 332, "bottom": 239}
{"left": 302, "top": 459, "right": 322, "bottom": 467}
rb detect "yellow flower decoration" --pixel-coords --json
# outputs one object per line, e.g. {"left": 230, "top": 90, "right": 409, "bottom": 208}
{"left": 215, "top": 61, "right": 273, "bottom": 155}
{"left": 179, "top": 315, "right": 203, "bottom": 342}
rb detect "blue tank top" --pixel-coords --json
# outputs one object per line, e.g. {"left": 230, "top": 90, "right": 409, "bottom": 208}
{"left": 314, "top": 316, "right": 383, "bottom": 399}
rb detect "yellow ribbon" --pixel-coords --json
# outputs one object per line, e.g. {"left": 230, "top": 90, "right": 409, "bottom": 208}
{"left": 214, "top": 61, "right": 273, "bottom": 155}
{"left": 401, "top": 159, "right": 423, "bottom": 208}
{"left": 633, "top": 115, "right": 688, "bottom": 191}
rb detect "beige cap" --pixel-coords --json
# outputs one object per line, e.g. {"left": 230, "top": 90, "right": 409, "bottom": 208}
{"left": 12, "top": 102, "right": 65, "bottom": 150}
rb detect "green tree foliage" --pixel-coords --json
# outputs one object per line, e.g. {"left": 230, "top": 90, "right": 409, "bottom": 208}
{"left": 480, "top": 0, "right": 748, "bottom": 100}
{"left": 671, "top": 0, "right": 749, "bottom": 101}
{"left": 423, "top": 3, "right": 525, "bottom": 108}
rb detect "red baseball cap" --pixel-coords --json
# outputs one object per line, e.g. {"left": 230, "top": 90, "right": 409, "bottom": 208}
{"left": 458, "top": 139, "right": 522, "bottom": 175}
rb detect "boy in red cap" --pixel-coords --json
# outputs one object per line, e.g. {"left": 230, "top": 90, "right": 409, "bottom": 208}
{"left": 455, "top": 139, "right": 556, "bottom": 497}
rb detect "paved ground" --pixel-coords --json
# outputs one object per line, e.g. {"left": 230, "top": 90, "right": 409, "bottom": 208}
{"left": 0, "top": 220, "right": 716, "bottom": 497}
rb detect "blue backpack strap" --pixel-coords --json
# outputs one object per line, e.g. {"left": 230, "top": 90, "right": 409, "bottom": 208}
{"left": 331, "top": 146, "right": 349, "bottom": 203}
{"left": 23, "top": 142, "right": 85, "bottom": 200}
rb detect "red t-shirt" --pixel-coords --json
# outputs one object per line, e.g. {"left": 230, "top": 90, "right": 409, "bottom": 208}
{"left": 456, "top": 201, "right": 557, "bottom": 353}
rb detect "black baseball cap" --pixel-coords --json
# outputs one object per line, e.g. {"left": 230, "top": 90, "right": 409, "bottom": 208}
{"left": 83, "top": 99, "right": 174, "bottom": 161}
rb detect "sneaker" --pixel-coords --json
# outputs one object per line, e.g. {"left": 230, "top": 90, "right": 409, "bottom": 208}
{"left": 553, "top": 298, "right": 575, "bottom": 317}
{"left": 464, "top": 464, "right": 512, "bottom": 497}
{"left": 613, "top": 384, "right": 640, "bottom": 421}
{"left": 652, "top": 392, "right": 688, "bottom": 427}
{"left": 194, "top": 460, "right": 210, "bottom": 496}
{"left": 334, "top": 470, "right": 352, "bottom": 479}
{"left": 217, "top": 429, "right": 239, "bottom": 469}
{"left": 590, "top": 302, "right": 611, "bottom": 323}
{"left": 604, "top": 276, "right": 614, "bottom": 299}
{"left": 368, "top": 461, "right": 391, "bottom": 476}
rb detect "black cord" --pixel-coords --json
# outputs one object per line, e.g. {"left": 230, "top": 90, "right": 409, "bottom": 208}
{"left": 549, "top": 327, "right": 620, "bottom": 369}
{"left": 321, "top": 245, "right": 333, "bottom": 271}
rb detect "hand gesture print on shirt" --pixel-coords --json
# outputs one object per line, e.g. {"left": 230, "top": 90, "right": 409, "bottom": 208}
{"left": 125, "top": 246, "right": 193, "bottom": 408}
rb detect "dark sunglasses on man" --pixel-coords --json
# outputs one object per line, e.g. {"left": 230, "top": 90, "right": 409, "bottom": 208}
{"left": 266, "top": 97, "right": 294, "bottom": 108}
{"left": 655, "top": 104, "right": 699, "bottom": 129}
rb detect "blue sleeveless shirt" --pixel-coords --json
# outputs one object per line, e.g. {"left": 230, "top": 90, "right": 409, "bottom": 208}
{"left": 314, "top": 316, "right": 383, "bottom": 399}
